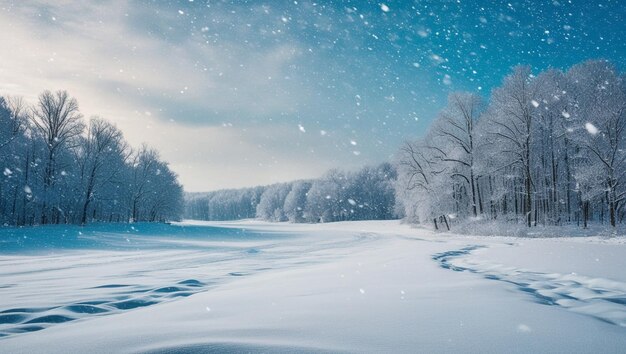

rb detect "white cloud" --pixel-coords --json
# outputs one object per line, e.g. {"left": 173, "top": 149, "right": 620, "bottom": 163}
{"left": 0, "top": 1, "right": 305, "bottom": 117}
{"left": 0, "top": 0, "right": 321, "bottom": 191}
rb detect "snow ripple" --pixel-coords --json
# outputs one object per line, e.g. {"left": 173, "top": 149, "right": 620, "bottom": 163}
{"left": 0, "top": 224, "right": 384, "bottom": 340}
{"left": 433, "top": 245, "right": 626, "bottom": 327}
{"left": 0, "top": 278, "right": 208, "bottom": 337}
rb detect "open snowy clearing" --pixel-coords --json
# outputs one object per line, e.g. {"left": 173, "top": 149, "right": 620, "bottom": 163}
{"left": 1, "top": 220, "right": 625, "bottom": 353}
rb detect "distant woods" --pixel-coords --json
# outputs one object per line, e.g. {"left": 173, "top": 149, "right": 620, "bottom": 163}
{"left": 395, "top": 60, "right": 626, "bottom": 228}
{"left": 0, "top": 90, "right": 183, "bottom": 226}
{"left": 185, "top": 163, "right": 397, "bottom": 223}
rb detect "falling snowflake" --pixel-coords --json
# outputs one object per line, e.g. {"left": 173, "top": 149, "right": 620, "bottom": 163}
{"left": 585, "top": 122, "right": 599, "bottom": 135}
{"left": 517, "top": 324, "right": 532, "bottom": 333}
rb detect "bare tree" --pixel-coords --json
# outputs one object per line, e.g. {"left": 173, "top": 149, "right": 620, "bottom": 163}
{"left": 396, "top": 139, "right": 451, "bottom": 228}
{"left": 129, "top": 145, "right": 158, "bottom": 222}
{"left": 29, "top": 90, "right": 85, "bottom": 224}
{"left": 431, "top": 92, "right": 483, "bottom": 217}
{"left": 484, "top": 66, "right": 541, "bottom": 227}
{"left": 568, "top": 61, "right": 626, "bottom": 227}
{"left": 77, "top": 117, "right": 129, "bottom": 224}
{"left": 0, "top": 96, "right": 26, "bottom": 151}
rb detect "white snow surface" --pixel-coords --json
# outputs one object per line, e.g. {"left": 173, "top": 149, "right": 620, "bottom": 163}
{"left": 0, "top": 220, "right": 625, "bottom": 353}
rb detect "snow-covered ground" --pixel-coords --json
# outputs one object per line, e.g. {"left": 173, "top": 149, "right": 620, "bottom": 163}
{"left": 0, "top": 220, "right": 625, "bottom": 353}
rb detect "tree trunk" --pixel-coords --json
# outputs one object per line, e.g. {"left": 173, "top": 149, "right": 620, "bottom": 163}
{"left": 525, "top": 162, "right": 532, "bottom": 228}
{"left": 470, "top": 170, "right": 477, "bottom": 217}
{"left": 609, "top": 198, "right": 616, "bottom": 228}
{"left": 476, "top": 176, "right": 484, "bottom": 215}
{"left": 442, "top": 215, "right": 450, "bottom": 230}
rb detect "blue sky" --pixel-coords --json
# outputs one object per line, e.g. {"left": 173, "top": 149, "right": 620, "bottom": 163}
{"left": 0, "top": 0, "right": 624, "bottom": 191}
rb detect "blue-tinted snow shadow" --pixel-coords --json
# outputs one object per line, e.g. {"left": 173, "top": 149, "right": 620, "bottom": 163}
{"left": 0, "top": 223, "right": 294, "bottom": 337}
{"left": 137, "top": 342, "right": 350, "bottom": 354}
{"left": 0, "top": 223, "right": 292, "bottom": 254}
{"left": 0, "top": 278, "right": 210, "bottom": 337}
{"left": 432, "top": 245, "right": 626, "bottom": 327}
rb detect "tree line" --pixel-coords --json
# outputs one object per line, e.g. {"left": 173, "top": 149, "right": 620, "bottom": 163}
{"left": 395, "top": 60, "right": 625, "bottom": 229}
{"left": 185, "top": 163, "right": 397, "bottom": 223}
{"left": 0, "top": 90, "right": 183, "bottom": 226}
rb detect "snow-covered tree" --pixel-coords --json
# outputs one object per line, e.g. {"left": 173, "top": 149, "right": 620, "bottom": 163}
{"left": 256, "top": 183, "right": 292, "bottom": 222}
{"left": 29, "top": 90, "right": 85, "bottom": 224}
{"left": 283, "top": 181, "right": 311, "bottom": 223}
{"left": 0, "top": 90, "right": 183, "bottom": 226}
{"left": 76, "top": 118, "right": 130, "bottom": 224}
{"left": 431, "top": 92, "right": 483, "bottom": 218}
{"left": 567, "top": 61, "right": 626, "bottom": 227}
{"left": 482, "top": 66, "right": 541, "bottom": 227}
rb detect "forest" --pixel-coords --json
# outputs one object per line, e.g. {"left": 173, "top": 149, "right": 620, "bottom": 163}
{"left": 185, "top": 163, "right": 397, "bottom": 223}
{"left": 0, "top": 90, "right": 184, "bottom": 226}
{"left": 395, "top": 60, "right": 625, "bottom": 229}
{"left": 187, "top": 59, "right": 625, "bottom": 229}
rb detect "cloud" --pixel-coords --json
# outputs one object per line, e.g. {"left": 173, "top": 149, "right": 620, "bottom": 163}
{"left": 0, "top": 1, "right": 441, "bottom": 192}
{"left": 0, "top": 0, "right": 308, "bottom": 122}
{"left": 0, "top": 0, "right": 328, "bottom": 191}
